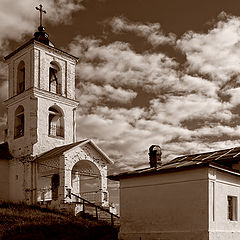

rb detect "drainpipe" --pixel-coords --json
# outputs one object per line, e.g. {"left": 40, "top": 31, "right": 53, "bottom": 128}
{"left": 73, "top": 108, "right": 76, "bottom": 142}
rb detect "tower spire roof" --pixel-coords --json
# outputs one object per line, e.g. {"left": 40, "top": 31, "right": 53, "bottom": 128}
{"left": 36, "top": 4, "right": 46, "bottom": 27}
{"left": 34, "top": 4, "right": 54, "bottom": 47}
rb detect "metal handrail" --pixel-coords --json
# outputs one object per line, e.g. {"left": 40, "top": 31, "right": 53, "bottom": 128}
{"left": 70, "top": 192, "right": 119, "bottom": 225}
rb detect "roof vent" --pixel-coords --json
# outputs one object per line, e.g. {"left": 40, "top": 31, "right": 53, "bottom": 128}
{"left": 149, "top": 145, "right": 162, "bottom": 168}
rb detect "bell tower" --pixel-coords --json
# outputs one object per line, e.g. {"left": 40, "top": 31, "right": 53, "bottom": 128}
{"left": 4, "top": 5, "right": 79, "bottom": 158}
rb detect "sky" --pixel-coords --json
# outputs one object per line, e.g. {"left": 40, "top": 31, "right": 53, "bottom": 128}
{"left": 2, "top": 0, "right": 240, "bottom": 208}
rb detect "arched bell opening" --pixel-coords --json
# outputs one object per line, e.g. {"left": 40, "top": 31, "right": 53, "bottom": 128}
{"left": 71, "top": 160, "right": 102, "bottom": 204}
{"left": 48, "top": 106, "right": 64, "bottom": 138}
{"left": 49, "top": 61, "right": 61, "bottom": 94}
{"left": 17, "top": 60, "right": 25, "bottom": 94}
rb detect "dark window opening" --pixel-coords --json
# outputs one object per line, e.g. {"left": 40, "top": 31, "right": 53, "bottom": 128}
{"left": 14, "top": 106, "right": 24, "bottom": 139}
{"left": 17, "top": 61, "right": 25, "bottom": 94}
{"left": 49, "top": 62, "right": 61, "bottom": 94}
{"left": 228, "top": 196, "right": 237, "bottom": 221}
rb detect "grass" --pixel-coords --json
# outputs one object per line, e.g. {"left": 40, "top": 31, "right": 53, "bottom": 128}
{"left": 0, "top": 202, "right": 119, "bottom": 240}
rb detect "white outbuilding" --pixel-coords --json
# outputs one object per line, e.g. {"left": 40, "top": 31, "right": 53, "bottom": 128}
{"left": 109, "top": 145, "right": 240, "bottom": 240}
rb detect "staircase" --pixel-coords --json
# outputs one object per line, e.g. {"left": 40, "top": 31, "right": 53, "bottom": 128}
{"left": 71, "top": 193, "right": 120, "bottom": 227}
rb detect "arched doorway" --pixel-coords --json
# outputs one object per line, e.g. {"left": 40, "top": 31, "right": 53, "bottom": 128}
{"left": 71, "top": 160, "right": 102, "bottom": 204}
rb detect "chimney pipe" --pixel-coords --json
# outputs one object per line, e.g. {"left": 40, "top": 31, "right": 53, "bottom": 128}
{"left": 149, "top": 145, "right": 162, "bottom": 168}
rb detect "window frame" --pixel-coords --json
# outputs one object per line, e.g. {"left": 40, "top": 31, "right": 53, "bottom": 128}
{"left": 227, "top": 195, "right": 238, "bottom": 221}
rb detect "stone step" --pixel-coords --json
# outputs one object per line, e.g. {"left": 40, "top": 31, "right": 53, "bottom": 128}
{"left": 80, "top": 204, "right": 119, "bottom": 225}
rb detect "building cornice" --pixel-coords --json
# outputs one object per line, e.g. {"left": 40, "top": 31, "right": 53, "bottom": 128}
{"left": 4, "top": 87, "right": 79, "bottom": 108}
{"left": 4, "top": 39, "right": 79, "bottom": 62}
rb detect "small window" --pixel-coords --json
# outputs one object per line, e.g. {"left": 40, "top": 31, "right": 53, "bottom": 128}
{"left": 17, "top": 61, "right": 25, "bottom": 94}
{"left": 14, "top": 105, "right": 24, "bottom": 139}
{"left": 49, "top": 62, "right": 61, "bottom": 94}
{"left": 48, "top": 106, "right": 64, "bottom": 138}
{"left": 228, "top": 196, "right": 237, "bottom": 221}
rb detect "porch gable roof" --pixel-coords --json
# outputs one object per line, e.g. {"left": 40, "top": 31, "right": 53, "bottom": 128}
{"left": 35, "top": 139, "right": 113, "bottom": 164}
{"left": 35, "top": 140, "right": 88, "bottom": 161}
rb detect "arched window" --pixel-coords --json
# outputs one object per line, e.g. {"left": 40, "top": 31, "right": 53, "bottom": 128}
{"left": 14, "top": 105, "right": 24, "bottom": 138}
{"left": 49, "top": 62, "right": 61, "bottom": 94}
{"left": 17, "top": 61, "right": 25, "bottom": 94}
{"left": 48, "top": 106, "right": 64, "bottom": 138}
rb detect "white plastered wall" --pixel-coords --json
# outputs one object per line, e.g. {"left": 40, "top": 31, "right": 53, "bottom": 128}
{"left": 7, "top": 95, "right": 37, "bottom": 157}
{"left": 0, "top": 159, "right": 9, "bottom": 201}
{"left": 8, "top": 159, "right": 25, "bottom": 202}
{"left": 33, "top": 97, "right": 75, "bottom": 156}
{"left": 33, "top": 43, "right": 76, "bottom": 99}
{"left": 119, "top": 167, "right": 209, "bottom": 240}
{"left": 209, "top": 168, "right": 240, "bottom": 240}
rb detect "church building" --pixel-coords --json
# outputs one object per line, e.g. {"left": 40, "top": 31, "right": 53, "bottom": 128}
{"left": 0, "top": 5, "right": 113, "bottom": 212}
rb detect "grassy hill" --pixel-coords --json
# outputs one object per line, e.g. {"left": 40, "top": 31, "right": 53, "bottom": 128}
{"left": 0, "top": 202, "right": 119, "bottom": 240}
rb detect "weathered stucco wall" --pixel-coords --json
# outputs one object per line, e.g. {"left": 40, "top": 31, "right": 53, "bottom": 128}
{"left": 8, "top": 159, "right": 25, "bottom": 202}
{"left": 7, "top": 44, "right": 33, "bottom": 98}
{"left": 119, "top": 167, "right": 209, "bottom": 240}
{"left": 34, "top": 44, "right": 76, "bottom": 99}
{"left": 209, "top": 168, "right": 240, "bottom": 240}
{"left": 0, "top": 159, "right": 9, "bottom": 201}
{"left": 7, "top": 94, "right": 37, "bottom": 157}
{"left": 37, "top": 156, "right": 60, "bottom": 202}
{"left": 33, "top": 97, "right": 75, "bottom": 156}
{"left": 6, "top": 41, "right": 77, "bottom": 100}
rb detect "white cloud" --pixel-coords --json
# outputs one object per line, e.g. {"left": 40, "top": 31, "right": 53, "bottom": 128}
{"left": 226, "top": 87, "right": 240, "bottom": 105}
{"left": 195, "top": 125, "right": 240, "bottom": 137}
{"left": 108, "top": 16, "right": 176, "bottom": 46}
{"left": 77, "top": 83, "right": 137, "bottom": 106}
{"left": 68, "top": 35, "right": 179, "bottom": 94}
{"left": 211, "top": 110, "right": 234, "bottom": 122}
{"left": 179, "top": 75, "right": 218, "bottom": 97}
{"left": 0, "top": 0, "right": 84, "bottom": 50}
{"left": 177, "top": 12, "right": 240, "bottom": 83}
{"left": 149, "top": 94, "right": 228, "bottom": 125}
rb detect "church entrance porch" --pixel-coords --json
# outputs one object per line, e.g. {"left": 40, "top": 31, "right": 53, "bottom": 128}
{"left": 35, "top": 140, "right": 113, "bottom": 211}
{"left": 71, "top": 160, "right": 103, "bottom": 205}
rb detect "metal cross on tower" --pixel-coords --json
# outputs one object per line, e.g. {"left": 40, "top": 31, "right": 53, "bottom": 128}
{"left": 35, "top": 4, "right": 46, "bottom": 27}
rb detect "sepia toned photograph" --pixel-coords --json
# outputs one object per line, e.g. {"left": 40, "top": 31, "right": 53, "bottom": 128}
{"left": 1, "top": 0, "right": 240, "bottom": 239}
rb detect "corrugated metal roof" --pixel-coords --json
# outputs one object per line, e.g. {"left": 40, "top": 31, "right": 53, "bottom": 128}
{"left": 168, "top": 146, "right": 240, "bottom": 165}
{"left": 36, "top": 139, "right": 88, "bottom": 160}
{"left": 0, "top": 142, "right": 13, "bottom": 160}
{"left": 108, "top": 146, "right": 240, "bottom": 180}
